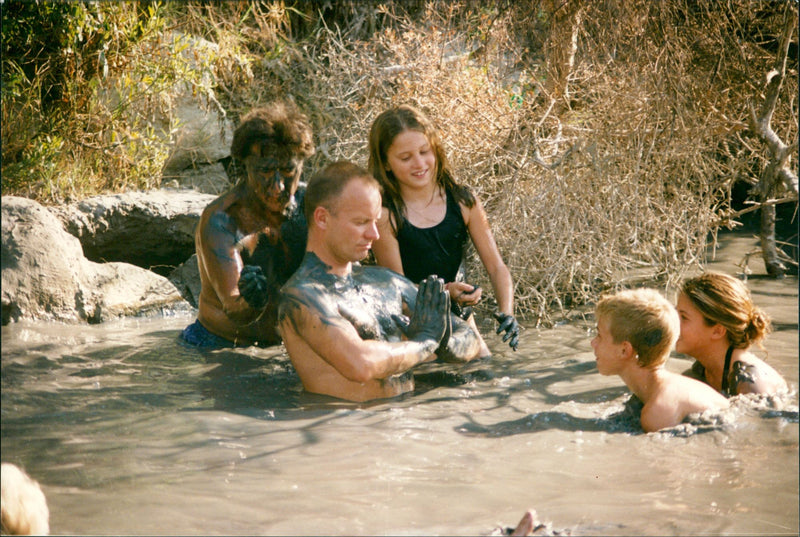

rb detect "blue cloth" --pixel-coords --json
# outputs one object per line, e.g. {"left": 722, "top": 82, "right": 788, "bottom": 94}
{"left": 180, "top": 319, "right": 234, "bottom": 348}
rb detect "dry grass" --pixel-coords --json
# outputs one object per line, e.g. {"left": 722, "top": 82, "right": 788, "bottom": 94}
{"left": 236, "top": 1, "right": 796, "bottom": 323}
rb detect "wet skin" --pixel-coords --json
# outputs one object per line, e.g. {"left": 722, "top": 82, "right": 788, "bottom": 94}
{"left": 194, "top": 148, "right": 306, "bottom": 346}
{"left": 688, "top": 357, "right": 785, "bottom": 396}
{"left": 280, "top": 252, "right": 419, "bottom": 342}
{"left": 278, "top": 252, "right": 480, "bottom": 401}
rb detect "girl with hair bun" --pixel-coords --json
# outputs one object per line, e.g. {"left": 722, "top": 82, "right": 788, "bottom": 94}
{"left": 676, "top": 271, "right": 787, "bottom": 396}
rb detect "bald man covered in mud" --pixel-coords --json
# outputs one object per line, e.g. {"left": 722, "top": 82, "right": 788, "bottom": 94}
{"left": 181, "top": 101, "right": 315, "bottom": 348}
{"left": 277, "top": 161, "right": 482, "bottom": 402}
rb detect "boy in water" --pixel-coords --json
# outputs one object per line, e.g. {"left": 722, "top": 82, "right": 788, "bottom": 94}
{"left": 591, "top": 289, "right": 728, "bottom": 432}
{"left": 182, "top": 101, "right": 315, "bottom": 348}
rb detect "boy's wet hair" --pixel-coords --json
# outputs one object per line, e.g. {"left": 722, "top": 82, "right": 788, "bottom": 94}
{"left": 596, "top": 288, "right": 679, "bottom": 367}
{"left": 230, "top": 100, "right": 315, "bottom": 165}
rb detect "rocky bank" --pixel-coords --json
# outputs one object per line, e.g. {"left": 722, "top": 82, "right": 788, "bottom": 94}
{"left": 1, "top": 191, "right": 218, "bottom": 325}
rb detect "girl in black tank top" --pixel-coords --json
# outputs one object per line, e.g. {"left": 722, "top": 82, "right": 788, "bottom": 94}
{"left": 397, "top": 189, "right": 469, "bottom": 284}
{"left": 367, "top": 104, "right": 521, "bottom": 351}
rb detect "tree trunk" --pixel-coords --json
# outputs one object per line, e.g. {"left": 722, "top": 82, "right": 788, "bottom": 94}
{"left": 748, "top": 5, "right": 798, "bottom": 277}
{"left": 543, "top": 0, "right": 583, "bottom": 105}
{"left": 759, "top": 174, "right": 786, "bottom": 277}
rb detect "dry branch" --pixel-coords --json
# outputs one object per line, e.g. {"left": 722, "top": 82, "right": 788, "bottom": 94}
{"left": 746, "top": 4, "right": 798, "bottom": 276}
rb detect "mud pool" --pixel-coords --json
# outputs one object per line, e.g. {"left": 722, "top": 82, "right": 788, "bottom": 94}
{"left": 2, "top": 233, "right": 797, "bottom": 535}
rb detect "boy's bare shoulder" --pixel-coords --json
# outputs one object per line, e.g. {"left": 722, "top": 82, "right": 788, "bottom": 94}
{"left": 666, "top": 371, "right": 726, "bottom": 401}
{"left": 641, "top": 372, "right": 728, "bottom": 432}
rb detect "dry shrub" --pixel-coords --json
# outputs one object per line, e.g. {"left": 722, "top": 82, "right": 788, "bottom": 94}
{"left": 1, "top": 2, "right": 250, "bottom": 202}
{"left": 233, "top": 0, "right": 795, "bottom": 324}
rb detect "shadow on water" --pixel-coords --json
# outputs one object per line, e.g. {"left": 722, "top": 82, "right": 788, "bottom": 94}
{"left": 772, "top": 321, "right": 800, "bottom": 332}
{"left": 412, "top": 354, "right": 618, "bottom": 399}
{"left": 195, "top": 349, "right": 302, "bottom": 412}
{"left": 454, "top": 403, "right": 644, "bottom": 436}
{"left": 175, "top": 333, "right": 412, "bottom": 421}
{"left": 452, "top": 397, "right": 744, "bottom": 439}
{"left": 404, "top": 353, "right": 646, "bottom": 435}
{"left": 409, "top": 355, "right": 779, "bottom": 438}
{"left": 187, "top": 336, "right": 736, "bottom": 439}
{"left": 175, "top": 338, "right": 364, "bottom": 419}
{"left": 183, "top": 334, "right": 593, "bottom": 414}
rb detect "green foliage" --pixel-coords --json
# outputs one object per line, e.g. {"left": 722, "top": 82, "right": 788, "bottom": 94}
{"left": 1, "top": 1, "right": 212, "bottom": 201}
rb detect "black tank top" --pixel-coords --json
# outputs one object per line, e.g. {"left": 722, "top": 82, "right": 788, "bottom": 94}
{"left": 397, "top": 189, "right": 468, "bottom": 284}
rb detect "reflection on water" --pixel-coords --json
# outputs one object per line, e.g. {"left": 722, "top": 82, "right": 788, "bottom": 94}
{"left": 2, "top": 234, "right": 798, "bottom": 536}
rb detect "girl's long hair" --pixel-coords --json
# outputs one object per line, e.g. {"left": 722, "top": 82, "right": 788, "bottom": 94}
{"left": 367, "top": 104, "right": 474, "bottom": 234}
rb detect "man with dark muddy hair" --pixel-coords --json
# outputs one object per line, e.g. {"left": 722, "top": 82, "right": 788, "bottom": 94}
{"left": 181, "top": 100, "right": 315, "bottom": 348}
{"left": 278, "top": 161, "right": 482, "bottom": 402}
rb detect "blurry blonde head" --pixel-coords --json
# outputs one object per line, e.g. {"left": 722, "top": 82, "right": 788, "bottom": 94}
{"left": 1, "top": 463, "right": 49, "bottom": 535}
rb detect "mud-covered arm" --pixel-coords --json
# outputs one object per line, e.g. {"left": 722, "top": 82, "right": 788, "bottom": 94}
{"left": 238, "top": 265, "right": 269, "bottom": 310}
{"left": 238, "top": 208, "right": 309, "bottom": 312}
{"left": 730, "top": 360, "right": 788, "bottom": 396}
{"left": 435, "top": 311, "right": 482, "bottom": 362}
{"left": 278, "top": 277, "right": 449, "bottom": 382}
{"left": 397, "top": 276, "right": 481, "bottom": 363}
{"left": 197, "top": 208, "right": 262, "bottom": 323}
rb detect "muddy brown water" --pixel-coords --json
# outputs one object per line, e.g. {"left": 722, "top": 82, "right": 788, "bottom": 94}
{"left": 2, "top": 232, "right": 797, "bottom": 535}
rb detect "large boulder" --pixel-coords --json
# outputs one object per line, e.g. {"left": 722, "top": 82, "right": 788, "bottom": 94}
{"left": 54, "top": 190, "right": 216, "bottom": 276}
{"left": 2, "top": 196, "right": 188, "bottom": 325}
{"left": 159, "top": 33, "right": 236, "bottom": 175}
{"left": 163, "top": 161, "right": 233, "bottom": 195}
{"left": 168, "top": 253, "right": 202, "bottom": 309}
{"left": 95, "top": 32, "right": 239, "bottom": 195}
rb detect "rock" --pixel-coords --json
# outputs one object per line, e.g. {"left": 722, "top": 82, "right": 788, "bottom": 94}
{"left": 158, "top": 32, "right": 237, "bottom": 193}
{"left": 95, "top": 31, "right": 238, "bottom": 194}
{"left": 54, "top": 189, "right": 216, "bottom": 276}
{"left": 161, "top": 102, "right": 234, "bottom": 173}
{"left": 162, "top": 160, "right": 234, "bottom": 195}
{"left": 2, "top": 196, "right": 188, "bottom": 325}
{"left": 168, "top": 254, "right": 202, "bottom": 308}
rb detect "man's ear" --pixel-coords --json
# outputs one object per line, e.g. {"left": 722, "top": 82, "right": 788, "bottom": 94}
{"left": 313, "top": 206, "right": 329, "bottom": 229}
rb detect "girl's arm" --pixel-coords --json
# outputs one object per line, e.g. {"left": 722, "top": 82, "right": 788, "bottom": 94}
{"left": 462, "top": 197, "right": 514, "bottom": 316}
{"left": 731, "top": 355, "right": 788, "bottom": 395}
{"left": 462, "top": 196, "right": 520, "bottom": 350}
{"left": 372, "top": 209, "right": 405, "bottom": 274}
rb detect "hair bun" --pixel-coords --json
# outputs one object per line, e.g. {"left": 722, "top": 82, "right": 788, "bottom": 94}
{"left": 745, "top": 306, "right": 772, "bottom": 344}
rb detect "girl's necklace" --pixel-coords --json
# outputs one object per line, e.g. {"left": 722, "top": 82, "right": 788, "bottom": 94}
{"left": 405, "top": 189, "right": 445, "bottom": 225}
